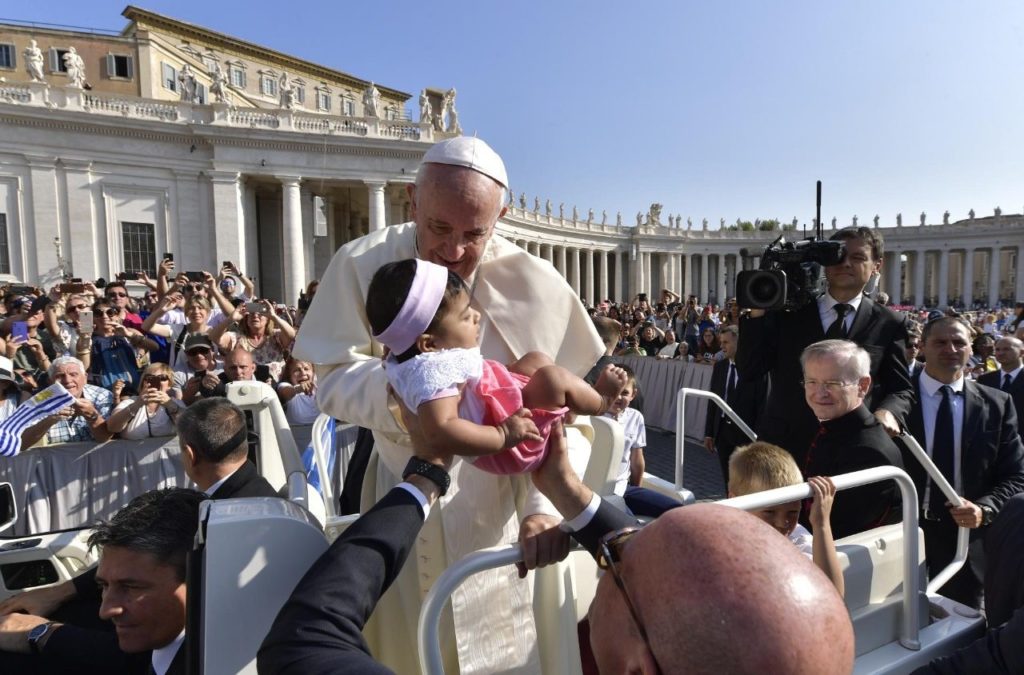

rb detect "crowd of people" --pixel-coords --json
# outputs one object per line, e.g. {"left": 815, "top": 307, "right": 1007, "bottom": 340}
{"left": 0, "top": 260, "right": 323, "bottom": 452}
{"left": 1, "top": 135, "right": 1024, "bottom": 673}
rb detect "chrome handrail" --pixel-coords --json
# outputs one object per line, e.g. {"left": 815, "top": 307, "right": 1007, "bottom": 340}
{"left": 676, "top": 388, "right": 757, "bottom": 490}
{"left": 719, "top": 466, "right": 921, "bottom": 650}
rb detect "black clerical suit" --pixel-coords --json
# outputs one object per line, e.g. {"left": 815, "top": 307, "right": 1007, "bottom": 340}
{"left": 901, "top": 377, "right": 1024, "bottom": 608}
{"left": 737, "top": 295, "right": 914, "bottom": 466}
{"left": 259, "top": 488, "right": 637, "bottom": 674}
{"left": 704, "top": 358, "right": 767, "bottom": 486}
{"left": 978, "top": 369, "right": 1024, "bottom": 430}
{"left": 802, "top": 405, "right": 904, "bottom": 539}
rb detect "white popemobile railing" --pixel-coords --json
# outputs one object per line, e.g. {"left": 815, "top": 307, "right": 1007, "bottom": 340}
{"left": 676, "top": 386, "right": 969, "bottom": 591}
{"left": 418, "top": 391, "right": 976, "bottom": 674}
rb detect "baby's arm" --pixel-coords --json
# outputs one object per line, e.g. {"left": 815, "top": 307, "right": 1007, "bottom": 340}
{"left": 417, "top": 395, "right": 542, "bottom": 457}
{"left": 808, "top": 476, "right": 845, "bottom": 598}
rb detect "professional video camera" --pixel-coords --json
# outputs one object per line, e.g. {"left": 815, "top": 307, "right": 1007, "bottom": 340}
{"left": 735, "top": 181, "right": 845, "bottom": 311}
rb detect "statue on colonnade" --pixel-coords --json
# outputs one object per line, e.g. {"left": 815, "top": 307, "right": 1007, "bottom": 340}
{"left": 419, "top": 89, "right": 432, "bottom": 124}
{"left": 24, "top": 40, "right": 45, "bottom": 82}
{"left": 178, "top": 63, "right": 198, "bottom": 102}
{"left": 63, "top": 47, "right": 87, "bottom": 89}
{"left": 363, "top": 82, "right": 381, "bottom": 117}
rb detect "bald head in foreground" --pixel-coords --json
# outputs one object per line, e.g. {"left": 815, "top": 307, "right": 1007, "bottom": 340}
{"left": 530, "top": 421, "right": 855, "bottom": 674}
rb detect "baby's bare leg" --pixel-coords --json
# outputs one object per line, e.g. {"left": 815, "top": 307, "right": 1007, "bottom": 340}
{"left": 508, "top": 350, "right": 554, "bottom": 378}
{"left": 522, "top": 364, "right": 626, "bottom": 415}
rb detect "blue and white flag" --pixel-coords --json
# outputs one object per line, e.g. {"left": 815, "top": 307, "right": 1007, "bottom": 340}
{"left": 0, "top": 383, "right": 76, "bottom": 457}
{"left": 301, "top": 417, "right": 337, "bottom": 495}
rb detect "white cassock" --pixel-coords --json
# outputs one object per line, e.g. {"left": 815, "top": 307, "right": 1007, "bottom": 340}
{"left": 294, "top": 222, "right": 604, "bottom": 674}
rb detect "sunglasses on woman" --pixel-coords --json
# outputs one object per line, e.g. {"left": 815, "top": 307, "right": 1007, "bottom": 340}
{"left": 98, "top": 308, "right": 119, "bottom": 317}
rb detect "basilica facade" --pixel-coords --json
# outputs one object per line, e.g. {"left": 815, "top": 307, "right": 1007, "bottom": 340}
{"left": 1, "top": 7, "right": 1021, "bottom": 308}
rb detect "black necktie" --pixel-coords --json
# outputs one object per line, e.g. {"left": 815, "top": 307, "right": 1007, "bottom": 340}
{"left": 930, "top": 385, "right": 956, "bottom": 512}
{"left": 1003, "top": 373, "right": 1014, "bottom": 392}
{"left": 825, "top": 303, "right": 851, "bottom": 339}
{"left": 726, "top": 363, "right": 737, "bottom": 404}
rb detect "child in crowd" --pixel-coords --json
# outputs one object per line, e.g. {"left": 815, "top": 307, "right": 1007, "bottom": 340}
{"left": 365, "top": 258, "right": 627, "bottom": 474}
{"left": 278, "top": 357, "right": 319, "bottom": 425}
{"left": 602, "top": 365, "right": 682, "bottom": 517}
{"left": 728, "top": 442, "right": 845, "bottom": 597}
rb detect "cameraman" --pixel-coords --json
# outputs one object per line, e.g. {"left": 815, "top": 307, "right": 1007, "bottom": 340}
{"left": 736, "top": 226, "right": 914, "bottom": 466}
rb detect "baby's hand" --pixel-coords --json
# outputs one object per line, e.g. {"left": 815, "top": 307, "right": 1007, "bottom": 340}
{"left": 595, "top": 364, "right": 628, "bottom": 398}
{"left": 808, "top": 475, "right": 836, "bottom": 530}
{"left": 500, "top": 409, "right": 542, "bottom": 449}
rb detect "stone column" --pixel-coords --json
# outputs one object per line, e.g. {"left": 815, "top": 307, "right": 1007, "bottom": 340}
{"left": 541, "top": 243, "right": 553, "bottom": 265}
{"left": 962, "top": 248, "right": 975, "bottom": 307}
{"left": 633, "top": 248, "right": 644, "bottom": 300}
{"left": 209, "top": 170, "right": 247, "bottom": 273}
{"left": 682, "top": 254, "right": 692, "bottom": 299}
{"left": 938, "top": 249, "right": 950, "bottom": 308}
{"left": 585, "top": 249, "right": 596, "bottom": 305}
{"left": 598, "top": 250, "right": 609, "bottom": 302}
{"left": 715, "top": 255, "right": 727, "bottom": 305}
{"left": 989, "top": 247, "right": 1002, "bottom": 307}
{"left": 1016, "top": 246, "right": 1024, "bottom": 304}
{"left": 699, "top": 254, "right": 709, "bottom": 303}
{"left": 617, "top": 250, "right": 627, "bottom": 301}
{"left": 279, "top": 176, "right": 306, "bottom": 308}
{"left": 570, "top": 248, "right": 581, "bottom": 296}
{"left": 557, "top": 245, "right": 567, "bottom": 281}
{"left": 64, "top": 160, "right": 97, "bottom": 281}
{"left": 884, "top": 252, "right": 901, "bottom": 303}
{"left": 365, "top": 180, "right": 387, "bottom": 232}
{"left": 25, "top": 155, "right": 61, "bottom": 282}
{"left": 913, "top": 250, "right": 926, "bottom": 307}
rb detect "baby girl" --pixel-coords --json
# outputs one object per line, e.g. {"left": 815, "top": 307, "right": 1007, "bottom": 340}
{"left": 366, "top": 258, "right": 627, "bottom": 474}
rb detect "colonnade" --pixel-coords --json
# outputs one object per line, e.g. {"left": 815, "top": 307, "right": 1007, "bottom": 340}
{"left": 885, "top": 245, "right": 1024, "bottom": 308}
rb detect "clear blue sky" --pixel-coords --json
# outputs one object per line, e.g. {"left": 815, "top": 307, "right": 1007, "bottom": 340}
{"left": 11, "top": 1, "right": 1024, "bottom": 229}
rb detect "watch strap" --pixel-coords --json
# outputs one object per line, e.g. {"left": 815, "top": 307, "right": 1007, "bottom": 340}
{"left": 402, "top": 456, "right": 450, "bottom": 497}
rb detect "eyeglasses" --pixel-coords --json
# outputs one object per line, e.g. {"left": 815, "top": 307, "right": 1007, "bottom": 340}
{"left": 801, "top": 379, "right": 855, "bottom": 393}
{"left": 98, "top": 308, "right": 119, "bottom": 317}
{"left": 106, "top": 292, "right": 128, "bottom": 298}
{"left": 597, "top": 527, "right": 662, "bottom": 671}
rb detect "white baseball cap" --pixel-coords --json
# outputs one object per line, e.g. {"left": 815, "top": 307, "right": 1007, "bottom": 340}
{"left": 421, "top": 136, "right": 508, "bottom": 188}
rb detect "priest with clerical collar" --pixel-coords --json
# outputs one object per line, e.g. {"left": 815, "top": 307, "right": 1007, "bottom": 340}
{"left": 799, "top": 339, "right": 904, "bottom": 540}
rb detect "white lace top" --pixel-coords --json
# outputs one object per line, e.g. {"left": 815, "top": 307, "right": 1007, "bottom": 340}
{"left": 384, "top": 347, "right": 487, "bottom": 422}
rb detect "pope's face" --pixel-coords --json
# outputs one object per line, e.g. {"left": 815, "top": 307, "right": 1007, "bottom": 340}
{"left": 410, "top": 165, "right": 506, "bottom": 281}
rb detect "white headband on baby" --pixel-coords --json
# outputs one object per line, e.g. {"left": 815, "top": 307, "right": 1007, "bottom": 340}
{"left": 372, "top": 259, "right": 449, "bottom": 355}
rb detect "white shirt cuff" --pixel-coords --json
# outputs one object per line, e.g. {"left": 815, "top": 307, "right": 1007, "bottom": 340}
{"left": 560, "top": 492, "right": 602, "bottom": 533}
{"left": 396, "top": 482, "right": 431, "bottom": 519}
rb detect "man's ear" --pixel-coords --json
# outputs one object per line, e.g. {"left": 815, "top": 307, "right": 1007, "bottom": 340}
{"left": 857, "top": 374, "right": 872, "bottom": 397}
{"left": 181, "top": 444, "right": 198, "bottom": 471}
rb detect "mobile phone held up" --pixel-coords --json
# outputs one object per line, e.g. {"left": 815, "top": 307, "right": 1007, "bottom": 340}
{"left": 11, "top": 321, "right": 29, "bottom": 343}
{"left": 245, "top": 302, "right": 266, "bottom": 315}
{"left": 79, "top": 309, "right": 94, "bottom": 334}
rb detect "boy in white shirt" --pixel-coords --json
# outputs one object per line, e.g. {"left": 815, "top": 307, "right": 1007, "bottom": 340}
{"left": 728, "top": 441, "right": 845, "bottom": 597}
{"left": 603, "top": 365, "right": 683, "bottom": 517}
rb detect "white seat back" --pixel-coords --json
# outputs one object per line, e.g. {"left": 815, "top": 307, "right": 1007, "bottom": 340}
{"left": 581, "top": 415, "right": 623, "bottom": 495}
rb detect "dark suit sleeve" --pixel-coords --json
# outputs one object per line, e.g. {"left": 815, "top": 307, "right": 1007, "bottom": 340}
{"left": 873, "top": 310, "right": 914, "bottom": 425}
{"left": 913, "top": 605, "right": 1024, "bottom": 674}
{"left": 735, "top": 312, "right": 778, "bottom": 381}
{"left": 975, "top": 396, "right": 1024, "bottom": 513}
{"left": 704, "top": 361, "right": 723, "bottom": 438}
{"left": 71, "top": 566, "right": 101, "bottom": 604}
{"left": 257, "top": 487, "right": 426, "bottom": 675}
{"left": 40, "top": 624, "right": 131, "bottom": 674}
{"left": 571, "top": 499, "right": 640, "bottom": 557}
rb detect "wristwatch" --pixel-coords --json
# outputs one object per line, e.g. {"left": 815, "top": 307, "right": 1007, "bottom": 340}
{"left": 980, "top": 504, "right": 996, "bottom": 527}
{"left": 27, "top": 621, "right": 56, "bottom": 654}
{"left": 402, "top": 456, "right": 450, "bottom": 497}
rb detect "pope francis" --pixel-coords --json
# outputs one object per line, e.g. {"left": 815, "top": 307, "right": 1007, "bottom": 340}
{"left": 294, "top": 136, "right": 605, "bottom": 674}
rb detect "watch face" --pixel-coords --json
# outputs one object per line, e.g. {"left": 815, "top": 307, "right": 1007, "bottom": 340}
{"left": 29, "top": 622, "right": 51, "bottom": 641}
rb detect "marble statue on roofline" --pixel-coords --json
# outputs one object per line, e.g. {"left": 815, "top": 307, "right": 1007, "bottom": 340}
{"left": 943, "top": 210, "right": 950, "bottom": 225}
{"left": 920, "top": 212, "right": 926, "bottom": 226}
{"left": 24, "top": 40, "right": 45, "bottom": 83}
{"left": 588, "top": 208, "right": 594, "bottom": 223}
{"left": 896, "top": 212, "right": 902, "bottom": 226}
{"left": 994, "top": 206, "right": 1002, "bottom": 217}
{"left": 545, "top": 199, "right": 552, "bottom": 215}
{"left": 636, "top": 212, "right": 643, "bottom": 227}
{"left": 852, "top": 215, "right": 858, "bottom": 226}
{"left": 572, "top": 205, "right": 579, "bottom": 221}
{"left": 363, "top": 82, "right": 381, "bottom": 118}
{"left": 519, "top": 193, "right": 527, "bottom": 209}
{"left": 873, "top": 215, "right": 879, "bottom": 227}
{"left": 443, "top": 88, "right": 461, "bottom": 133}
{"left": 601, "top": 210, "right": 607, "bottom": 225}
{"left": 968, "top": 208, "right": 975, "bottom": 219}
{"left": 178, "top": 63, "right": 198, "bottom": 103}
{"left": 279, "top": 72, "right": 295, "bottom": 109}
{"left": 687, "top": 217, "right": 693, "bottom": 230}
{"left": 831, "top": 217, "right": 837, "bottom": 229}
{"left": 534, "top": 196, "right": 540, "bottom": 212}
{"left": 209, "top": 64, "right": 229, "bottom": 103}
{"left": 63, "top": 47, "right": 86, "bottom": 89}
{"left": 648, "top": 204, "right": 663, "bottom": 226}
{"left": 792, "top": 217, "right": 799, "bottom": 229}
{"left": 616, "top": 212, "right": 622, "bottom": 226}
{"left": 419, "top": 89, "right": 432, "bottom": 124}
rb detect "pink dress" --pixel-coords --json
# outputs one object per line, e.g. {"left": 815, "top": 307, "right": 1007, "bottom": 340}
{"left": 383, "top": 348, "right": 568, "bottom": 474}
